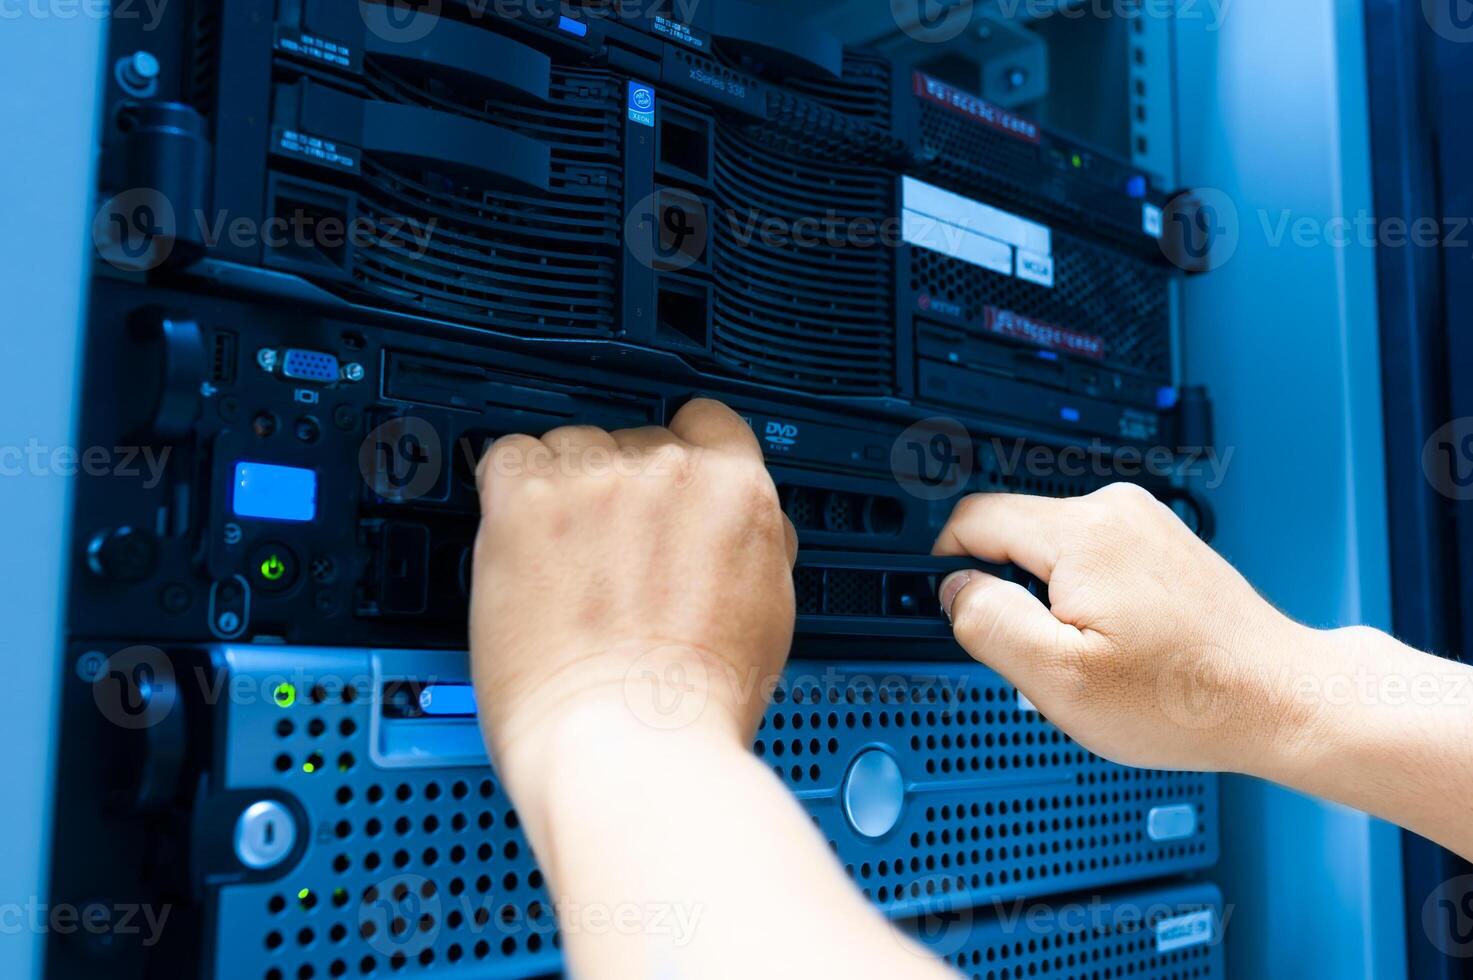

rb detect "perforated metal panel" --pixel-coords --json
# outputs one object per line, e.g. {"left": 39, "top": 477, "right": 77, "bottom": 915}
{"left": 760, "top": 666, "right": 1217, "bottom": 918}
{"left": 913, "top": 882, "right": 1225, "bottom": 979}
{"left": 206, "top": 647, "right": 1217, "bottom": 980}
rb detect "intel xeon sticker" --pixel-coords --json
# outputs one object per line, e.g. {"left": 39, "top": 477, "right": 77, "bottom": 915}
{"left": 1143, "top": 203, "right": 1164, "bottom": 238}
{"left": 1155, "top": 910, "right": 1214, "bottom": 953}
{"left": 628, "top": 82, "right": 656, "bottom": 127}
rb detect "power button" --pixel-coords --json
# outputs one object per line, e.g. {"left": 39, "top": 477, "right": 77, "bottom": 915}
{"left": 248, "top": 542, "right": 298, "bottom": 592}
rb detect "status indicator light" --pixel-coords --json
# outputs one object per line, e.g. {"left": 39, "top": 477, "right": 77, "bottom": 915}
{"left": 1071, "top": 153, "right": 1083, "bottom": 169}
{"left": 273, "top": 682, "right": 297, "bottom": 708}
{"left": 260, "top": 554, "right": 287, "bottom": 581}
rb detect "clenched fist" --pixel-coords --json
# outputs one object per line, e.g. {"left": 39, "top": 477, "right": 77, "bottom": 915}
{"left": 468, "top": 399, "right": 798, "bottom": 801}
{"left": 934, "top": 483, "right": 1314, "bottom": 775}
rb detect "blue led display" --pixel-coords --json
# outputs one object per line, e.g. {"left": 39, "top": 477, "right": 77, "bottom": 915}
{"left": 232, "top": 462, "right": 318, "bottom": 523}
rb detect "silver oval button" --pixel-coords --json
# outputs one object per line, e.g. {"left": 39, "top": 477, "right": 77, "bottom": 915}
{"left": 842, "top": 749, "right": 906, "bottom": 839}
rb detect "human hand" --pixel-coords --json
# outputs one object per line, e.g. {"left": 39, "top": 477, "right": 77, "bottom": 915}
{"left": 468, "top": 398, "right": 798, "bottom": 806}
{"left": 934, "top": 483, "right": 1317, "bottom": 776}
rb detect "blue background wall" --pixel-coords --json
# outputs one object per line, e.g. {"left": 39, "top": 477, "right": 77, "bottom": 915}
{"left": 0, "top": 14, "right": 104, "bottom": 979}
{"left": 1177, "top": 0, "right": 1408, "bottom": 977}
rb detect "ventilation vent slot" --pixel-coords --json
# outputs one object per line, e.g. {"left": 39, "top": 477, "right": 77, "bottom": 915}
{"left": 779, "top": 48, "right": 893, "bottom": 128}
{"left": 186, "top": 0, "right": 221, "bottom": 118}
{"left": 791, "top": 561, "right": 983, "bottom": 620}
{"left": 780, "top": 484, "right": 905, "bottom": 539}
{"left": 711, "top": 124, "right": 896, "bottom": 394}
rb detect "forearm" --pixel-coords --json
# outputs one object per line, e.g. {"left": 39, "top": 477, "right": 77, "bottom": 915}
{"left": 499, "top": 702, "right": 955, "bottom": 980}
{"left": 1253, "top": 625, "right": 1473, "bottom": 860}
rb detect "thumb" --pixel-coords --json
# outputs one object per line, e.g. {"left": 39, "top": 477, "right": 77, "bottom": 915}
{"left": 938, "top": 570, "right": 1083, "bottom": 698}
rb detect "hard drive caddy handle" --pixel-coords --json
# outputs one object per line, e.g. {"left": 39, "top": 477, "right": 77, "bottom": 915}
{"left": 277, "top": 79, "right": 551, "bottom": 192}
{"left": 358, "top": 7, "right": 552, "bottom": 103}
{"left": 709, "top": 0, "right": 844, "bottom": 79}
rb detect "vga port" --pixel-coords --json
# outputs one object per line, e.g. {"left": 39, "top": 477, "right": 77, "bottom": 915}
{"left": 280, "top": 348, "right": 339, "bottom": 385}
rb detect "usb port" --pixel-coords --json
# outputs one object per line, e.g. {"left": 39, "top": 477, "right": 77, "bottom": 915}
{"left": 280, "top": 349, "right": 340, "bottom": 385}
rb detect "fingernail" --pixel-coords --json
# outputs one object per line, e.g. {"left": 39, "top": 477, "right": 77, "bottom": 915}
{"left": 938, "top": 572, "right": 973, "bottom": 625}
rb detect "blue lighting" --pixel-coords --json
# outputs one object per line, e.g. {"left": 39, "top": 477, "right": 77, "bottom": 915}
{"left": 1157, "top": 386, "right": 1181, "bottom": 410}
{"left": 1036, "top": 350, "right": 1059, "bottom": 361}
{"left": 1126, "top": 175, "right": 1148, "bottom": 199}
{"left": 1060, "top": 407, "right": 1082, "bottom": 423}
{"left": 557, "top": 15, "right": 588, "bottom": 37}
{"left": 232, "top": 461, "right": 318, "bottom": 523}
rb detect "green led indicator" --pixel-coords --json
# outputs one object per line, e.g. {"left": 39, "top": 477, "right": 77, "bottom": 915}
{"left": 260, "top": 554, "right": 287, "bottom": 581}
{"left": 273, "top": 682, "right": 297, "bottom": 708}
{"left": 302, "top": 761, "right": 316, "bottom": 773}
{"left": 1071, "top": 153, "right": 1083, "bottom": 169}
{"left": 298, "top": 888, "right": 311, "bottom": 901}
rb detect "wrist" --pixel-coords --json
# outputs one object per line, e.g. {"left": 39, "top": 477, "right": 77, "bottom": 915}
{"left": 477, "top": 640, "right": 760, "bottom": 852}
{"left": 494, "top": 695, "right": 752, "bottom": 887}
{"left": 1241, "top": 623, "right": 1380, "bottom": 786}
{"left": 1202, "top": 613, "right": 1333, "bottom": 781}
